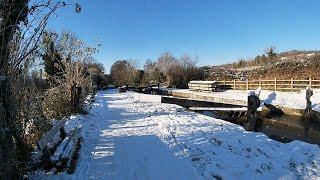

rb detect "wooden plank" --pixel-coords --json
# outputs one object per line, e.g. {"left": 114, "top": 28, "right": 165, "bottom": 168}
{"left": 50, "top": 128, "right": 76, "bottom": 162}
{"left": 220, "top": 81, "right": 233, "bottom": 83}
{"left": 60, "top": 127, "right": 67, "bottom": 139}
{"left": 309, "top": 77, "right": 312, "bottom": 88}
{"left": 189, "top": 107, "right": 248, "bottom": 111}
{"left": 261, "top": 84, "right": 275, "bottom": 86}
{"left": 189, "top": 81, "right": 216, "bottom": 84}
{"left": 293, "top": 84, "right": 309, "bottom": 87}
{"left": 189, "top": 84, "right": 216, "bottom": 88}
{"left": 275, "top": 80, "right": 291, "bottom": 82}
{"left": 259, "top": 78, "right": 262, "bottom": 87}
{"left": 261, "top": 80, "right": 276, "bottom": 82}
{"left": 216, "top": 79, "right": 320, "bottom": 91}
{"left": 190, "top": 88, "right": 214, "bottom": 91}
{"left": 276, "top": 84, "right": 292, "bottom": 86}
{"left": 292, "top": 87, "right": 307, "bottom": 89}
{"left": 246, "top": 80, "right": 249, "bottom": 90}
{"left": 247, "top": 80, "right": 260, "bottom": 83}
{"left": 189, "top": 85, "right": 216, "bottom": 88}
{"left": 248, "top": 80, "right": 260, "bottom": 82}
{"left": 63, "top": 126, "right": 83, "bottom": 171}
{"left": 248, "top": 83, "right": 260, "bottom": 86}
{"left": 38, "top": 118, "right": 68, "bottom": 151}
{"left": 61, "top": 126, "right": 82, "bottom": 162}
{"left": 188, "top": 85, "right": 215, "bottom": 87}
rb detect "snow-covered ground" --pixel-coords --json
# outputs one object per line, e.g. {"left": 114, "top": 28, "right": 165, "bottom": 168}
{"left": 30, "top": 90, "right": 320, "bottom": 179}
{"left": 171, "top": 89, "right": 320, "bottom": 112}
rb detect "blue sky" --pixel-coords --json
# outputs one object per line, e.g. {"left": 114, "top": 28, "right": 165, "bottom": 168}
{"left": 48, "top": 0, "right": 320, "bottom": 73}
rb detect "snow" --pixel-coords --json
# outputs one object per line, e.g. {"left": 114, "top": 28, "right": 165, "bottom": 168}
{"left": 189, "top": 81, "right": 217, "bottom": 84}
{"left": 172, "top": 89, "right": 320, "bottom": 112}
{"left": 306, "top": 53, "right": 315, "bottom": 58}
{"left": 0, "top": 75, "right": 6, "bottom": 81}
{"left": 232, "top": 66, "right": 261, "bottom": 71}
{"left": 50, "top": 130, "right": 74, "bottom": 162}
{"left": 134, "top": 93, "right": 162, "bottom": 103}
{"left": 29, "top": 90, "right": 320, "bottom": 179}
{"left": 281, "top": 57, "right": 289, "bottom": 61}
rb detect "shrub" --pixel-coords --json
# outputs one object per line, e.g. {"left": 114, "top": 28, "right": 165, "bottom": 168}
{"left": 42, "top": 85, "right": 73, "bottom": 120}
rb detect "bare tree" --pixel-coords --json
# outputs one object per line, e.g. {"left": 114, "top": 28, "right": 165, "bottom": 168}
{"left": 178, "top": 54, "right": 199, "bottom": 86}
{"left": 0, "top": 1, "right": 81, "bottom": 178}
{"left": 142, "top": 59, "right": 165, "bottom": 85}
{"left": 110, "top": 60, "right": 141, "bottom": 86}
{"left": 155, "top": 52, "right": 179, "bottom": 76}
{"left": 41, "top": 31, "right": 98, "bottom": 118}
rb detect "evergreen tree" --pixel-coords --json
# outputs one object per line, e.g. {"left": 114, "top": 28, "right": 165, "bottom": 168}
{"left": 42, "top": 38, "right": 66, "bottom": 86}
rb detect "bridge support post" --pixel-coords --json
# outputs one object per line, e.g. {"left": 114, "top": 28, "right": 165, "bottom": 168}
{"left": 305, "top": 87, "right": 313, "bottom": 118}
{"left": 246, "top": 92, "right": 260, "bottom": 131}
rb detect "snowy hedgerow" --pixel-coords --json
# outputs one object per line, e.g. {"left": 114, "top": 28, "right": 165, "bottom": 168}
{"left": 42, "top": 85, "right": 73, "bottom": 119}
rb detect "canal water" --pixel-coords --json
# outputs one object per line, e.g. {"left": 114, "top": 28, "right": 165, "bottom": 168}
{"left": 259, "top": 111, "right": 320, "bottom": 145}
{"left": 199, "top": 110, "right": 320, "bottom": 146}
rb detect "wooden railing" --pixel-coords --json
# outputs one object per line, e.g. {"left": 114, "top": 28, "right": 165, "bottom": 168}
{"left": 216, "top": 78, "right": 320, "bottom": 91}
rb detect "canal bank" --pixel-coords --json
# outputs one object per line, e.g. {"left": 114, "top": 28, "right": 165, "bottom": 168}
{"left": 160, "top": 88, "right": 320, "bottom": 117}
{"left": 134, "top": 90, "right": 320, "bottom": 145}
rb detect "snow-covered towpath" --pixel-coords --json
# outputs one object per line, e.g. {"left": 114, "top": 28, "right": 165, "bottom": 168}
{"left": 70, "top": 91, "right": 199, "bottom": 180}
{"left": 31, "top": 90, "right": 320, "bottom": 180}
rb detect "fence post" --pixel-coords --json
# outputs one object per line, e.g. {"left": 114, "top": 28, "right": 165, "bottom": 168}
{"left": 223, "top": 80, "right": 225, "bottom": 90}
{"left": 291, "top": 78, "right": 293, "bottom": 91}
{"left": 259, "top": 78, "right": 261, "bottom": 87}
{"left": 274, "top": 78, "right": 277, "bottom": 91}
{"left": 246, "top": 79, "right": 249, "bottom": 90}
{"left": 233, "top": 79, "right": 236, "bottom": 90}
{"left": 309, "top": 77, "right": 312, "bottom": 88}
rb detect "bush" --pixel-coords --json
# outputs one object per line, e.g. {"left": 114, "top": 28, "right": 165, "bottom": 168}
{"left": 16, "top": 88, "right": 51, "bottom": 147}
{"left": 42, "top": 85, "right": 73, "bottom": 120}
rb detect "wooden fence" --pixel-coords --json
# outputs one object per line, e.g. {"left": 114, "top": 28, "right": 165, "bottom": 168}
{"left": 216, "top": 78, "right": 320, "bottom": 91}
